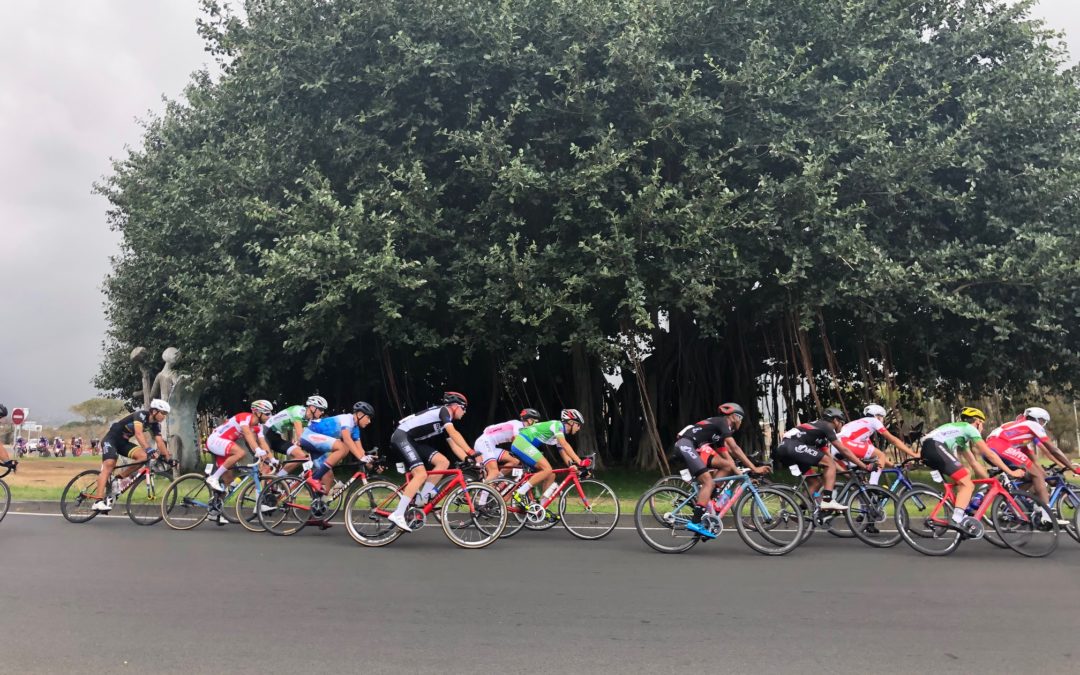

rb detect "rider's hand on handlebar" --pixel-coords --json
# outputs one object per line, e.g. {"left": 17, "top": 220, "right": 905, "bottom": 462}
{"left": 1008, "top": 468, "right": 1026, "bottom": 479}
{"left": 752, "top": 465, "right": 771, "bottom": 475}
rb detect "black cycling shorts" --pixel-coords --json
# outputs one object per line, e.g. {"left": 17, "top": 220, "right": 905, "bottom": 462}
{"left": 773, "top": 439, "right": 826, "bottom": 472}
{"left": 263, "top": 428, "right": 294, "bottom": 455}
{"left": 919, "top": 438, "right": 968, "bottom": 480}
{"left": 101, "top": 436, "right": 137, "bottom": 462}
{"left": 672, "top": 438, "right": 709, "bottom": 478}
{"left": 391, "top": 429, "right": 442, "bottom": 471}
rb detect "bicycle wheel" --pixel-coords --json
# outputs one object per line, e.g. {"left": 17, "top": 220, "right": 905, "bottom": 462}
{"left": 60, "top": 469, "right": 104, "bottom": 523}
{"left": 559, "top": 479, "right": 619, "bottom": 540}
{"left": 824, "top": 484, "right": 856, "bottom": 538}
{"left": 344, "top": 481, "right": 405, "bottom": 547}
{"left": 489, "top": 478, "right": 527, "bottom": 538}
{"left": 1054, "top": 490, "right": 1080, "bottom": 544}
{"left": 0, "top": 480, "right": 9, "bottom": 523}
{"left": 769, "top": 485, "right": 815, "bottom": 544}
{"left": 992, "top": 493, "right": 1059, "bottom": 558}
{"left": 733, "top": 487, "right": 804, "bottom": 555}
{"left": 258, "top": 476, "right": 314, "bottom": 536}
{"left": 844, "top": 486, "right": 900, "bottom": 548}
{"left": 235, "top": 480, "right": 271, "bottom": 533}
{"left": 895, "top": 487, "right": 960, "bottom": 556}
{"left": 125, "top": 470, "right": 176, "bottom": 526}
{"left": 652, "top": 474, "right": 693, "bottom": 493}
{"left": 161, "top": 474, "right": 213, "bottom": 530}
{"left": 633, "top": 486, "right": 700, "bottom": 554}
{"left": 440, "top": 483, "right": 507, "bottom": 549}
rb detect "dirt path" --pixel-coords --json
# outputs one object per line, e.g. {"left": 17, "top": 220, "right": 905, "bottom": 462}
{"left": 8, "top": 456, "right": 103, "bottom": 489}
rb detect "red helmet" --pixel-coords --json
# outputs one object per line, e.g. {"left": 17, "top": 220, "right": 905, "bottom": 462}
{"left": 442, "top": 392, "right": 468, "bottom": 407}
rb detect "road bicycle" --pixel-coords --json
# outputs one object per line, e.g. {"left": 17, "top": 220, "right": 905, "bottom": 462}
{"left": 634, "top": 469, "right": 804, "bottom": 555}
{"left": 344, "top": 460, "right": 506, "bottom": 549}
{"left": 489, "top": 457, "right": 619, "bottom": 539}
{"left": 0, "top": 462, "right": 15, "bottom": 523}
{"left": 60, "top": 455, "right": 177, "bottom": 526}
{"left": 161, "top": 459, "right": 284, "bottom": 531}
{"left": 1044, "top": 465, "right": 1080, "bottom": 543}
{"left": 879, "top": 458, "right": 936, "bottom": 496}
{"left": 895, "top": 468, "right": 1059, "bottom": 557}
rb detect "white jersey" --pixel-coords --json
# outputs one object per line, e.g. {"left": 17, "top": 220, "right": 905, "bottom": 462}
{"left": 838, "top": 417, "right": 885, "bottom": 445}
{"left": 481, "top": 420, "right": 523, "bottom": 445}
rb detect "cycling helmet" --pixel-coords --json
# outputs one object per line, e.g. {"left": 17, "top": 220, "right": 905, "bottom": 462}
{"left": 822, "top": 407, "right": 846, "bottom": 422}
{"left": 442, "top": 391, "right": 468, "bottom": 407}
{"left": 0, "top": 404, "right": 7, "bottom": 418}
{"left": 863, "top": 404, "right": 887, "bottom": 418}
{"left": 519, "top": 408, "right": 541, "bottom": 422}
{"left": 560, "top": 408, "right": 585, "bottom": 425}
{"left": 149, "top": 399, "right": 171, "bottom": 413}
{"left": 250, "top": 399, "right": 273, "bottom": 415}
{"left": 959, "top": 406, "right": 986, "bottom": 422}
{"left": 352, "top": 401, "right": 375, "bottom": 417}
{"left": 718, "top": 402, "right": 746, "bottom": 419}
{"left": 1023, "top": 406, "right": 1050, "bottom": 424}
{"left": 305, "top": 395, "right": 328, "bottom": 410}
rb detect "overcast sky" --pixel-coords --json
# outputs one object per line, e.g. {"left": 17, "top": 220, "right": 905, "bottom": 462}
{"left": 0, "top": 1, "right": 1077, "bottom": 423}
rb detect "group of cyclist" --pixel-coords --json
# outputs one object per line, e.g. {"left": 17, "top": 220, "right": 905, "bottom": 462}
{"left": 675, "top": 401, "right": 1079, "bottom": 540}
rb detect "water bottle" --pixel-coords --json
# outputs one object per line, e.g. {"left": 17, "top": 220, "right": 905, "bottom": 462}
{"left": 542, "top": 483, "right": 559, "bottom": 499}
{"left": 331, "top": 480, "right": 346, "bottom": 497}
{"left": 965, "top": 492, "right": 984, "bottom": 516}
{"left": 714, "top": 490, "right": 732, "bottom": 512}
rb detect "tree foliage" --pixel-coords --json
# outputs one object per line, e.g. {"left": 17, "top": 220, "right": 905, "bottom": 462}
{"left": 97, "top": 0, "right": 1080, "bottom": 464}
{"left": 69, "top": 397, "right": 127, "bottom": 425}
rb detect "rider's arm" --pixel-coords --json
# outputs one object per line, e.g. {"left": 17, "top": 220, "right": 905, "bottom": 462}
{"left": 556, "top": 436, "right": 582, "bottom": 465}
{"left": 830, "top": 440, "right": 870, "bottom": 471}
{"left": 339, "top": 429, "right": 364, "bottom": 458}
{"left": 240, "top": 424, "right": 265, "bottom": 457}
{"left": 974, "top": 440, "right": 1024, "bottom": 478}
{"left": 879, "top": 428, "right": 917, "bottom": 458}
{"left": 132, "top": 423, "right": 153, "bottom": 452}
{"left": 444, "top": 424, "right": 475, "bottom": 460}
{"left": 1036, "top": 439, "right": 1074, "bottom": 471}
{"left": 959, "top": 448, "right": 989, "bottom": 479}
{"left": 292, "top": 420, "right": 304, "bottom": 444}
{"left": 723, "top": 437, "right": 767, "bottom": 473}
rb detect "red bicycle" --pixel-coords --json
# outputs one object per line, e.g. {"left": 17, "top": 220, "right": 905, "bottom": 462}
{"left": 491, "top": 457, "right": 620, "bottom": 540}
{"left": 257, "top": 455, "right": 387, "bottom": 535}
{"left": 895, "top": 468, "right": 1059, "bottom": 557}
{"left": 344, "top": 462, "right": 506, "bottom": 548}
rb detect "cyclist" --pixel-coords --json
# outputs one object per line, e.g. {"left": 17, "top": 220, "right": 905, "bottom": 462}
{"left": 773, "top": 407, "right": 871, "bottom": 511}
{"left": 262, "top": 395, "right": 328, "bottom": 473}
{"left": 508, "top": 409, "right": 586, "bottom": 509}
{"left": 205, "top": 400, "right": 274, "bottom": 493}
{"left": 673, "top": 403, "right": 771, "bottom": 538}
{"left": 386, "top": 392, "right": 476, "bottom": 532}
{"left": 0, "top": 405, "right": 15, "bottom": 469}
{"left": 473, "top": 408, "right": 540, "bottom": 482}
{"left": 836, "top": 404, "right": 918, "bottom": 468}
{"left": 986, "top": 406, "right": 1078, "bottom": 518}
{"left": 92, "top": 399, "right": 173, "bottom": 512}
{"left": 300, "top": 401, "right": 376, "bottom": 493}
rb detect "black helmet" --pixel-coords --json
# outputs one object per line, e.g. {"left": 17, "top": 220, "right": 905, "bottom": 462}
{"left": 352, "top": 401, "right": 375, "bottom": 417}
{"left": 822, "top": 407, "right": 846, "bottom": 422}
{"left": 519, "top": 408, "right": 541, "bottom": 422}
{"left": 442, "top": 391, "right": 468, "bottom": 407}
{"left": 718, "top": 402, "right": 745, "bottom": 419}
{"left": 0, "top": 404, "right": 7, "bottom": 418}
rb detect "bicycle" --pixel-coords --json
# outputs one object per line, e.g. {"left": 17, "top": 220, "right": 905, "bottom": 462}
{"left": 490, "top": 457, "right": 619, "bottom": 539}
{"left": 344, "top": 460, "right": 506, "bottom": 549}
{"left": 0, "top": 462, "right": 16, "bottom": 523}
{"left": 895, "top": 468, "right": 1059, "bottom": 557}
{"left": 879, "top": 458, "right": 936, "bottom": 496}
{"left": 60, "top": 455, "right": 177, "bottom": 525}
{"left": 257, "top": 453, "right": 390, "bottom": 536}
{"left": 162, "top": 458, "right": 284, "bottom": 531}
{"left": 1044, "top": 465, "right": 1080, "bottom": 543}
{"left": 634, "top": 469, "right": 804, "bottom": 555}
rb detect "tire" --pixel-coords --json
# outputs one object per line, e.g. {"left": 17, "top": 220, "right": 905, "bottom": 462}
{"left": 160, "top": 474, "right": 213, "bottom": 530}
{"left": 558, "top": 479, "right": 619, "bottom": 540}
{"left": 652, "top": 474, "right": 694, "bottom": 493}
{"left": 440, "top": 483, "right": 507, "bottom": 549}
{"left": 770, "top": 485, "right": 815, "bottom": 544}
{"left": 60, "top": 469, "right": 104, "bottom": 523}
{"left": 845, "top": 486, "right": 901, "bottom": 548}
{"left": 733, "top": 487, "right": 804, "bottom": 555}
{"left": 343, "top": 481, "right": 406, "bottom": 547}
{"left": 894, "top": 486, "right": 961, "bottom": 556}
{"left": 125, "top": 470, "right": 175, "bottom": 526}
{"left": 257, "top": 476, "right": 315, "bottom": 536}
{"left": 489, "top": 477, "right": 527, "bottom": 538}
{"left": 991, "top": 493, "right": 1058, "bottom": 558}
{"left": 0, "top": 480, "right": 9, "bottom": 523}
{"left": 633, "top": 486, "right": 700, "bottom": 554}
{"left": 235, "top": 480, "right": 270, "bottom": 533}
{"left": 823, "top": 482, "right": 856, "bottom": 538}
{"left": 1053, "top": 490, "right": 1080, "bottom": 544}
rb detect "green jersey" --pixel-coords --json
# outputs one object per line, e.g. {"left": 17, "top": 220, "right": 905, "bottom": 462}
{"left": 926, "top": 421, "right": 982, "bottom": 452}
{"left": 517, "top": 420, "right": 566, "bottom": 446}
{"left": 264, "top": 405, "right": 309, "bottom": 440}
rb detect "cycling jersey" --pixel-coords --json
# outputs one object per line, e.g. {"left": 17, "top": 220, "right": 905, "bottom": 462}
{"left": 264, "top": 405, "right": 309, "bottom": 440}
{"left": 105, "top": 410, "right": 161, "bottom": 444}
{"left": 474, "top": 420, "right": 523, "bottom": 464}
{"left": 211, "top": 412, "right": 261, "bottom": 442}
{"left": 396, "top": 406, "right": 454, "bottom": 441}
{"left": 308, "top": 414, "right": 361, "bottom": 442}
{"left": 676, "top": 416, "right": 734, "bottom": 449}
{"left": 919, "top": 422, "right": 983, "bottom": 481}
{"left": 925, "top": 422, "right": 983, "bottom": 452}
{"left": 834, "top": 416, "right": 885, "bottom": 460}
{"left": 517, "top": 420, "right": 566, "bottom": 447}
{"left": 782, "top": 420, "right": 838, "bottom": 448}
{"left": 986, "top": 419, "right": 1049, "bottom": 450}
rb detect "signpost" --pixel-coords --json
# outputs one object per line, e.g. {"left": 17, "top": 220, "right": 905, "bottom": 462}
{"left": 11, "top": 408, "right": 26, "bottom": 425}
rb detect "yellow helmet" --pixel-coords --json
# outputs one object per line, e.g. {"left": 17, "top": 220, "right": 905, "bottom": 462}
{"left": 959, "top": 406, "right": 986, "bottom": 421}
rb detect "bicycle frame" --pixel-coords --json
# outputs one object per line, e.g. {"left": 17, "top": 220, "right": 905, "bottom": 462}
{"left": 278, "top": 466, "right": 375, "bottom": 514}
{"left": 501, "top": 465, "right": 594, "bottom": 514}
{"left": 923, "top": 475, "right": 1031, "bottom": 527}
{"left": 371, "top": 468, "right": 475, "bottom": 519}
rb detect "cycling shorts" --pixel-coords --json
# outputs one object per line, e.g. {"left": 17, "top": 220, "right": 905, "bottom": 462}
{"left": 391, "top": 429, "right": 441, "bottom": 471}
{"left": 298, "top": 431, "right": 336, "bottom": 456}
{"left": 919, "top": 438, "right": 968, "bottom": 481}
{"left": 263, "top": 428, "right": 294, "bottom": 455}
{"left": 773, "top": 440, "right": 826, "bottom": 472}
{"left": 986, "top": 439, "right": 1033, "bottom": 470}
{"left": 510, "top": 436, "right": 545, "bottom": 469}
{"left": 473, "top": 436, "right": 507, "bottom": 465}
{"left": 206, "top": 434, "right": 246, "bottom": 458}
{"left": 672, "top": 438, "right": 708, "bottom": 478}
{"left": 101, "top": 436, "right": 138, "bottom": 462}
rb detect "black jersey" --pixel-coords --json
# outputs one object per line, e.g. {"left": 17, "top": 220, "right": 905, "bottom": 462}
{"left": 781, "top": 420, "right": 837, "bottom": 448}
{"left": 105, "top": 410, "right": 160, "bottom": 443}
{"left": 676, "top": 416, "right": 735, "bottom": 448}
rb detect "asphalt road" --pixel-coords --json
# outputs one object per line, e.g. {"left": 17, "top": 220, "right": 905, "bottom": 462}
{"left": 1, "top": 512, "right": 1078, "bottom": 674}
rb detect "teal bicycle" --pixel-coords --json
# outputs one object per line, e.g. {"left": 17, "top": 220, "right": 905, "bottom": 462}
{"left": 161, "top": 459, "right": 299, "bottom": 531}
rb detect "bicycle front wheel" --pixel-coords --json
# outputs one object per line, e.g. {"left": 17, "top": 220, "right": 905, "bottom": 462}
{"left": 1054, "top": 490, "right": 1080, "bottom": 544}
{"left": 559, "top": 479, "right": 619, "bottom": 540}
{"left": 895, "top": 487, "right": 960, "bottom": 556}
{"left": 441, "top": 483, "right": 507, "bottom": 549}
{"left": 235, "top": 480, "right": 269, "bottom": 533}
{"left": 991, "top": 493, "right": 1058, "bottom": 558}
{"left": 61, "top": 469, "right": 104, "bottom": 523}
{"left": 126, "top": 471, "right": 175, "bottom": 526}
{"left": 489, "top": 478, "right": 527, "bottom": 538}
{"left": 845, "top": 486, "right": 901, "bottom": 548}
{"left": 161, "top": 474, "right": 213, "bottom": 530}
{"left": 344, "top": 481, "right": 405, "bottom": 547}
{"left": 258, "top": 476, "right": 314, "bottom": 536}
{"left": 0, "top": 480, "right": 9, "bottom": 523}
{"left": 633, "top": 486, "right": 699, "bottom": 554}
{"left": 734, "top": 487, "right": 804, "bottom": 555}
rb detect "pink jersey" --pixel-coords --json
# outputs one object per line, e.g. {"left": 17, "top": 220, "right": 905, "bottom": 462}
{"left": 481, "top": 420, "right": 523, "bottom": 445}
{"left": 838, "top": 417, "right": 885, "bottom": 446}
{"left": 212, "top": 412, "right": 261, "bottom": 442}
{"left": 987, "top": 419, "right": 1049, "bottom": 450}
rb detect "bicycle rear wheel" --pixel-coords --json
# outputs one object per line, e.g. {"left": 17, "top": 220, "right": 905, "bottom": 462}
{"left": 991, "top": 493, "right": 1058, "bottom": 558}
{"left": 770, "top": 485, "right": 815, "bottom": 544}
{"left": 161, "top": 474, "right": 213, "bottom": 530}
{"left": 734, "top": 487, "right": 804, "bottom": 555}
{"left": 0, "top": 480, "right": 9, "bottom": 523}
{"left": 344, "top": 481, "right": 405, "bottom": 547}
{"left": 845, "top": 486, "right": 900, "bottom": 548}
{"left": 258, "top": 476, "right": 314, "bottom": 536}
{"left": 235, "top": 480, "right": 271, "bottom": 533}
{"left": 441, "top": 483, "right": 507, "bottom": 549}
{"left": 1054, "top": 490, "right": 1080, "bottom": 544}
{"left": 126, "top": 471, "right": 176, "bottom": 526}
{"left": 633, "top": 486, "right": 699, "bottom": 554}
{"left": 895, "top": 487, "right": 960, "bottom": 556}
{"left": 60, "top": 469, "right": 104, "bottom": 523}
{"left": 559, "top": 479, "right": 619, "bottom": 540}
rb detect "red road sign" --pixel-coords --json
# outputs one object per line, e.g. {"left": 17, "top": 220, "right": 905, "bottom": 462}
{"left": 11, "top": 408, "right": 26, "bottom": 425}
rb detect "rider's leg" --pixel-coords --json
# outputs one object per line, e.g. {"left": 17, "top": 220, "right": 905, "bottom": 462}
{"left": 119, "top": 447, "right": 147, "bottom": 480}
{"left": 95, "top": 457, "right": 117, "bottom": 501}
{"left": 421, "top": 452, "right": 450, "bottom": 502}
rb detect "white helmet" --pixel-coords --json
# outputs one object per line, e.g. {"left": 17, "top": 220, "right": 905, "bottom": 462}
{"left": 150, "top": 399, "right": 171, "bottom": 413}
{"left": 863, "top": 404, "right": 887, "bottom": 418}
{"left": 1024, "top": 407, "right": 1050, "bottom": 424}
{"left": 305, "top": 395, "right": 328, "bottom": 410}
{"left": 251, "top": 399, "right": 274, "bottom": 415}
